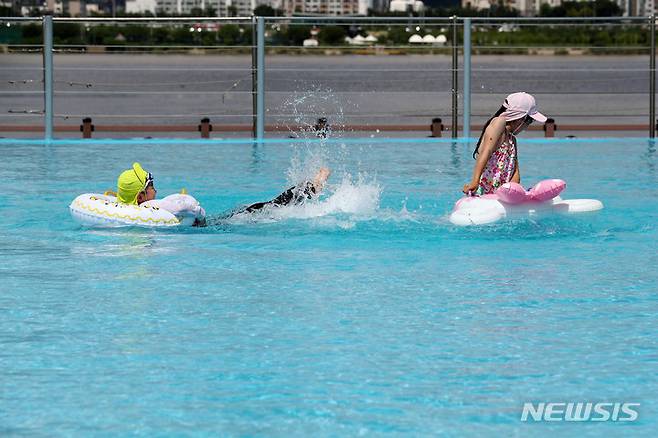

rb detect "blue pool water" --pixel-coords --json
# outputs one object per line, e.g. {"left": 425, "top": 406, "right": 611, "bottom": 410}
{"left": 0, "top": 137, "right": 656, "bottom": 436}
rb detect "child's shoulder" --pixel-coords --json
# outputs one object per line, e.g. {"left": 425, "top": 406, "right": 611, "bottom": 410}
{"left": 484, "top": 116, "right": 506, "bottom": 136}
{"left": 489, "top": 116, "right": 506, "bottom": 129}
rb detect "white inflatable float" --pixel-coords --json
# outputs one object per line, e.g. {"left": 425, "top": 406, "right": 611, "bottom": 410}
{"left": 450, "top": 179, "right": 603, "bottom": 226}
{"left": 70, "top": 193, "right": 206, "bottom": 228}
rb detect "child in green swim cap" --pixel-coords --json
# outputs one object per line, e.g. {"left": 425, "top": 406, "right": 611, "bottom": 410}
{"left": 117, "top": 162, "right": 157, "bottom": 205}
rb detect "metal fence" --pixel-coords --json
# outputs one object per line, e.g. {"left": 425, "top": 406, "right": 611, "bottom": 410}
{"left": 0, "top": 15, "right": 656, "bottom": 140}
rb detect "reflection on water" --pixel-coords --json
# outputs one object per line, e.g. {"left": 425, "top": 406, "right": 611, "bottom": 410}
{"left": 645, "top": 139, "right": 656, "bottom": 176}
{"left": 450, "top": 140, "right": 462, "bottom": 175}
{"left": 249, "top": 141, "right": 263, "bottom": 172}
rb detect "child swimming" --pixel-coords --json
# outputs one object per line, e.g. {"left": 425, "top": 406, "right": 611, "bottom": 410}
{"left": 462, "top": 92, "right": 547, "bottom": 195}
{"left": 199, "top": 167, "right": 331, "bottom": 226}
{"left": 112, "top": 164, "right": 328, "bottom": 227}
{"left": 237, "top": 167, "right": 331, "bottom": 214}
{"left": 117, "top": 162, "right": 157, "bottom": 205}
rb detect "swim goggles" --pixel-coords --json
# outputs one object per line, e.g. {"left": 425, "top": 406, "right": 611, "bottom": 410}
{"left": 134, "top": 168, "right": 154, "bottom": 190}
{"left": 144, "top": 172, "right": 154, "bottom": 188}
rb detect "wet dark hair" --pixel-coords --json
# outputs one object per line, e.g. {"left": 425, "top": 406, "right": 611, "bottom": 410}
{"left": 472, "top": 105, "right": 506, "bottom": 159}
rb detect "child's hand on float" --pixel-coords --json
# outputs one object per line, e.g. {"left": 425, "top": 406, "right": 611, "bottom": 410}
{"left": 462, "top": 181, "right": 478, "bottom": 195}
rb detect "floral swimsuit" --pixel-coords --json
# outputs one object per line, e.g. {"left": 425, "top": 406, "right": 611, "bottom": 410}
{"left": 477, "top": 132, "right": 517, "bottom": 195}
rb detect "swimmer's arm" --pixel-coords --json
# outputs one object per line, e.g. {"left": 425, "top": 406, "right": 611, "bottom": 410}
{"left": 463, "top": 118, "right": 506, "bottom": 192}
{"left": 311, "top": 167, "right": 331, "bottom": 194}
{"left": 511, "top": 158, "right": 520, "bottom": 184}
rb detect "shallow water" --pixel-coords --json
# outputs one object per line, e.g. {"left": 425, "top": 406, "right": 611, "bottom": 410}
{"left": 0, "top": 137, "right": 657, "bottom": 436}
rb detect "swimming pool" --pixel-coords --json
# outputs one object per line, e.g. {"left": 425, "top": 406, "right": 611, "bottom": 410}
{"left": 0, "top": 137, "right": 656, "bottom": 436}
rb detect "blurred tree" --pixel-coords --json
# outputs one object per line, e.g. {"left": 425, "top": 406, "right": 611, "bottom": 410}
{"left": 318, "top": 26, "right": 347, "bottom": 45}
{"left": 285, "top": 25, "right": 312, "bottom": 45}
{"left": 539, "top": 0, "right": 621, "bottom": 17}
{"left": 253, "top": 5, "right": 275, "bottom": 16}
{"left": 217, "top": 24, "right": 242, "bottom": 45}
{"left": 21, "top": 23, "right": 42, "bottom": 44}
{"left": 385, "top": 27, "right": 411, "bottom": 45}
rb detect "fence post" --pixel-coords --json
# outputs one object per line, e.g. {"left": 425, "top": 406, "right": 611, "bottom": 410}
{"left": 463, "top": 17, "right": 471, "bottom": 140}
{"left": 651, "top": 15, "right": 656, "bottom": 139}
{"left": 256, "top": 16, "right": 265, "bottom": 141}
{"left": 543, "top": 118, "right": 556, "bottom": 138}
{"left": 80, "top": 117, "right": 94, "bottom": 138}
{"left": 198, "top": 117, "right": 212, "bottom": 138}
{"left": 251, "top": 16, "right": 257, "bottom": 138}
{"left": 451, "top": 16, "right": 458, "bottom": 139}
{"left": 43, "top": 14, "right": 54, "bottom": 141}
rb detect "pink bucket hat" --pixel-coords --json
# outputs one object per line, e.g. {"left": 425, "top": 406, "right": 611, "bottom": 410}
{"left": 502, "top": 92, "right": 547, "bottom": 123}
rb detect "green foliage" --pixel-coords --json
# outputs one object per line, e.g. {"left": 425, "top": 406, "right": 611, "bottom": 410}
{"left": 409, "top": 5, "right": 520, "bottom": 18}
{"left": 467, "top": 23, "right": 648, "bottom": 52}
{"left": 318, "top": 26, "right": 347, "bottom": 45}
{"left": 217, "top": 25, "right": 242, "bottom": 45}
{"left": 152, "top": 27, "right": 174, "bottom": 45}
{"left": 121, "top": 25, "right": 150, "bottom": 44}
{"left": 385, "top": 27, "right": 411, "bottom": 45}
{"left": 254, "top": 5, "right": 275, "bottom": 16}
{"left": 539, "top": 0, "right": 622, "bottom": 17}
{"left": 0, "top": 23, "right": 22, "bottom": 44}
{"left": 21, "top": 23, "right": 42, "bottom": 44}
{"left": 10, "top": 9, "right": 647, "bottom": 53}
{"left": 284, "top": 25, "right": 313, "bottom": 46}
{"left": 592, "top": 30, "right": 612, "bottom": 47}
{"left": 170, "top": 27, "right": 196, "bottom": 45}
{"left": 242, "top": 29, "right": 253, "bottom": 46}
{"left": 53, "top": 23, "right": 83, "bottom": 45}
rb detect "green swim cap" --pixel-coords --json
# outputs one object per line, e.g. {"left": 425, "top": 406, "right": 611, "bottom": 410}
{"left": 117, "top": 162, "right": 151, "bottom": 204}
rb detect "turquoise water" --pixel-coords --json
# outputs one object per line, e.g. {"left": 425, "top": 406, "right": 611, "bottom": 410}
{"left": 1, "top": 138, "right": 656, "bottom": 436}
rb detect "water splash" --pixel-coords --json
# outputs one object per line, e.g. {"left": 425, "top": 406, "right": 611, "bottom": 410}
{"left": 279, "top": 86, "right": 350, "bottom": 140}
{"left": 286, "top": 147, "right": 329, "bottom": 186}
{"left": 227, "top": 174, "right": 381, "bottom": 225}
